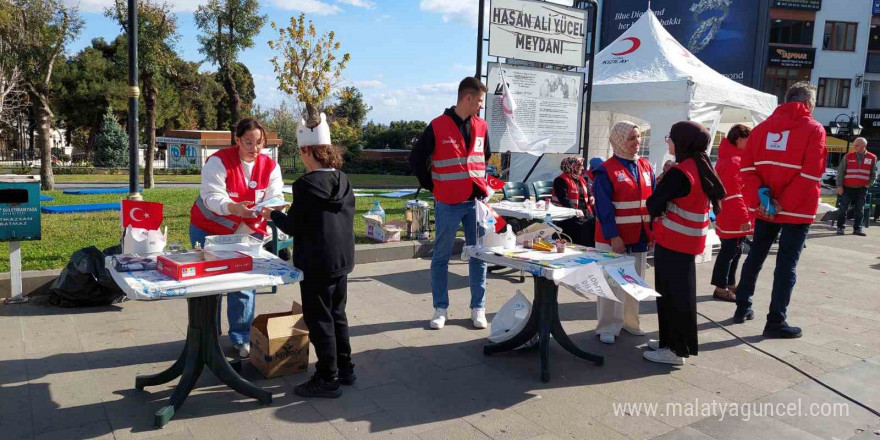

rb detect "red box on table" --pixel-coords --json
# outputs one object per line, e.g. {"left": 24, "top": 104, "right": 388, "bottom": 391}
{"left": 157, "top": 251, "right": 253, "bottom": 281}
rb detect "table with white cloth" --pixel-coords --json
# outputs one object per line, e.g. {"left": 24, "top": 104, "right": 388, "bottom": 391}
{"left": 464, "top": 245, "right": 659, "bottom": 382}
{"left": 107, "top": 250, "right": 303, "bottom": 427}
{"left": 489, "top": 200, "right": 579, "bottom": 221}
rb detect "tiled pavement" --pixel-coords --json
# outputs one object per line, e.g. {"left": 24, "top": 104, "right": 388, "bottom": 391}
{"left": 1, "top": 222, "right": 878, "bottom": 439}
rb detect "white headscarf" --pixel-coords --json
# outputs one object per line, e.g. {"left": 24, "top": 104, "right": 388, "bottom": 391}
{"left": 609, "top": 121, "right": 639, "bottom": 161}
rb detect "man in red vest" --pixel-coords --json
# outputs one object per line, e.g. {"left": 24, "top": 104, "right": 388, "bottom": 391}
{"left": 410, "top": 77, "right": 492, "bottom": 331}
{"left": 836, "top": 137, "right": 877, "bottom": 236}
{"left": 734, "top": 82, "right": 826, "bottom": 339}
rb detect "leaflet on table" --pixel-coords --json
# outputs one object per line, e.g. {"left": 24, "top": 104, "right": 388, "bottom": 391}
{"left": 558, "top": 263, "right": 619, "bottom": 302}
{"left": 250, "top": 197, "right": 290, "bottom": 210}
{"left": 604, "top": 264, "right": 660, "bottom": 301}
{"left": 486, "top": 246, "right": 620, "bottom": 269}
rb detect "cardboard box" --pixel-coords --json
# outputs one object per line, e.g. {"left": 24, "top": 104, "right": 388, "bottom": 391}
{"left": 363, "top": 214, "right": 402, "bottom": 243}
{"left": 249, "top": 302, "right": 310, "bottom": 378}
{"left": 157, "top": 250, "right": 252, "bottom": 280}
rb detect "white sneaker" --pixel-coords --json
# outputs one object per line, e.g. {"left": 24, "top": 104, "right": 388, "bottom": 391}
{"left": 235, "top": 342, "right": 250, "bottom": 358}
{"left": 599, "top": 333, "right": 615, "bottom": 344}
{"left": 430, "top": 308, "right": 447, "bottom": 330}
{"left": 472, "top": 308, "right": 488, "bottom": 329}
{"left": 623, "top": 327, "right": 646, "bottom": 336}
{"left": 647, "top": 339, "right": 660, "bottom": 350}
{"left": 643, "top": 348, "right": 684, "bottom": 365}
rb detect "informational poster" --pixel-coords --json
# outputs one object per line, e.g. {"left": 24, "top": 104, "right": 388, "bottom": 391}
{"left": 559, "top": 262, "right": 619, "bottom": 302}
{"left": 0, "top": 179, "right": 40, "bottom": 241}
{"left": 488, "top": 0, "right": 588, "bottom": 67}
{"left": 485, "top": 62, "right": 584, "bottom": 154}
{"left": 601, "top": 0, "right": 763, "bottom": 86}
{"left": 604, "top": 264, "right": 660, "bottom": 301}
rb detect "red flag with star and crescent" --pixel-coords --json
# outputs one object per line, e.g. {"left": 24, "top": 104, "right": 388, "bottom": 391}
{"left": 121, "top": 200, "right": 163, "bottom": 230}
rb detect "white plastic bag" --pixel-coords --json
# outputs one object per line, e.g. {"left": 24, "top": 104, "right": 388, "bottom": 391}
{"left": 488, "top": 290, "right": 532, "bottom": 343}
{"left": 122, "top": 225, "right": 167, "bottom": 254}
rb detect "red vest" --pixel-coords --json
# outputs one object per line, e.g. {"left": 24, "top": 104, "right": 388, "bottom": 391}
{"left": 430, "top": 114, "right": 488, "bottom": 204}
{"left": 654, "top": 158, "right": 710, "bottom": 255}
{"left": 595, "top": 156, "right": 653, "bottom": 245}
{"left": 190, "top": 147, "right": 276, "bottom": 236}
{"left": 842, "top": 151, "right": 876, "bottom": 188}
{"left": 552, "top": 173, "right": 591, "bottom": 213}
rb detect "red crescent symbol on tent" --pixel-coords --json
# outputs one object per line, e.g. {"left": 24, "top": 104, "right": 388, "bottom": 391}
{"left": 771, "top": 132, "right": 783, "bottom": 142}
{"left": 612, "top": 37, "right": 641, "bottom": 56}
{"left": 666, "top": 37, "right": 691, "bottom": 58}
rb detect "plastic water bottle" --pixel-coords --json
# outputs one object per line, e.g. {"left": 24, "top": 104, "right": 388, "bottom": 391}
{"left": 369, "top": 201, "right": 386, "bottom": 224}
{"left": 543, "top": 213, "right": 554, "bottom": 227}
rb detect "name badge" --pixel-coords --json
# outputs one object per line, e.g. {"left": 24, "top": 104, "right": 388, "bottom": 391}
{"left": 617, "top": 172, "right": 629, "bottom": 182}
{"left": 229, "top": 192, "right": 239, "bottom": 198}
{"left": 642, "top": 172, "right": 651, "bottom": 183}
{"left": 474, "top": 137, "right": 484, "bottom": 153}
{"left": 865, "top": 158, "right": 873, "bottom": 165}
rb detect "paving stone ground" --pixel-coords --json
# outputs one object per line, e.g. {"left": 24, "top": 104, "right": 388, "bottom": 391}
{"left": 1, "top": 222, "right": 879, "bottom": 440}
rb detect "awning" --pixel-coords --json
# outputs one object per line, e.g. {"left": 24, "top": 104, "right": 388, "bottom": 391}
{"left": 825, "top": 136, "right": 850, "bottom": 153}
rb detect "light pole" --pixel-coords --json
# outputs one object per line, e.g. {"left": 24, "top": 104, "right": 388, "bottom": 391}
{"left": 127, "top": 0, "right": 141, "bottom": 201}
{"left": 829, "top": 113, "right": 863, "bottom": 156}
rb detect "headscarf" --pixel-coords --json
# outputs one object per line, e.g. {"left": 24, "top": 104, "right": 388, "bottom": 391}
{"left": 560, "top": 156, "right": 584, "bottom": 178}
{"left": 609, "top": 121, "right": 639, "bottom": 161}
{"left": 589, "top": 157, "right": 603, "bottom": 171}
{"left": 669, "top": 121, "right": 726, "bottom": 214}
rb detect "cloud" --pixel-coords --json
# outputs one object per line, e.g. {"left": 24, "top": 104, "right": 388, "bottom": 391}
{"left": 353, "top": 80, "right": 384, "bottom": 89}
{"left": 415, "top": 82, "right": 458, "bottom": 95}
{"left": 337, "top": 0, "right": 375, "bottom": 8}
{"left": 270, "top": 0, "right": 343, "bottom": 15}
{"left": 419, "top": 0, "right": 477, "bottom": 26}
{"left": 453, "top": 63, "right": 474, "bottom": 72}
{"left": 66, "top": 0, "right": 204, "bottom": 13}
{"left": 381, "top": 96, "right": 398, "bottom": 106}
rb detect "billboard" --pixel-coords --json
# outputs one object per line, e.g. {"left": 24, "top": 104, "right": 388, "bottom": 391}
{"left": 767, "top": 46, "right": 815, "bottom": 68}
{"left": 600, "top": 0, "right": 763, "bottom": 87}
{"left": 488, "top": 0, "right": 588, "bottom": 67}
{"left": 485, "top": 62, "right": 584, "bottom": 154}
{"left": 874, "top": 0, "right": 880, "bottom": 15}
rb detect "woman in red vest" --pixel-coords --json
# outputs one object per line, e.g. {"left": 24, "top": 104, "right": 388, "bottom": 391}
{"left": 552, "top": 156, "right": 595, "bottom": 246}
{"left": 645, "top": 121, "right": 725, "bottom": 365}
{"left": 711, "top": 125, "right": 753, "bottom": 301}
{"left": 189, "top": 118, "right": 284, "bottom": 359}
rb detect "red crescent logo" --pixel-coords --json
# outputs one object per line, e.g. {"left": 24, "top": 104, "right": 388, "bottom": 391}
{"left": 771, "top": 132, "right": 783, "bottom": 142}
{"left": 666, "top": 37, "right": 691, "bottom": 58}
{"left": 612, "top": 37, "right": 641, "bottom": 56}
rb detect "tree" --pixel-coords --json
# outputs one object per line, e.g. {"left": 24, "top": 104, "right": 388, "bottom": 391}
{"left": 194, "top": 0, "right": 266, "bottom": 133}
{"left": 0, "top": 0, "right": 83, "bottom": 190}
{"left": 107, "top": 0, "right": 179, "bottom": 189}
{"left": 215, "top": 62, "right": 254, "bottom": 130}
{"left": 0, "top": 39, "right": 28, "bottom": 133}
{"left": 253, "top": 100, "right": 299, "bottom": 171}
{"left": 93, "top": 107, "right": 129, "bottom": 167}
{"left": 329, "top": 86, "right": 370, "bottom": 127}
{"left": 268, "top": 13, "right": 350, "bottom": 127}
{"left": 362, "top": 120, "right": 427, "bottom": 150}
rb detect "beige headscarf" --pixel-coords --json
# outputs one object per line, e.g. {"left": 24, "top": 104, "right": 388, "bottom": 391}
{"left": 609, "top": 121, "right": 639, "bottom": 161}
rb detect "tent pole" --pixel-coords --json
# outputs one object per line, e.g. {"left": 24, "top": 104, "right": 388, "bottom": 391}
{"left": 581, "top": 0, "right": 598, "bottom": 161}
{"left": 522, "top": 154, "right": 544, "bottom": 183}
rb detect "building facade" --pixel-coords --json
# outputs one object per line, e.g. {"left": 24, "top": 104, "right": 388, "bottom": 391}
{"left": 861, "top": 2, "right": 880, "bottom": 153}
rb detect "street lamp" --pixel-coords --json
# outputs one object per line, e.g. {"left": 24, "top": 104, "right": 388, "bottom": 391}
{"left": 829, "top": 113, "right": 863, "bottom": 155}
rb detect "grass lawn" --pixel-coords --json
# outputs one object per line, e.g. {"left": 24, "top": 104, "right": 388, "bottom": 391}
{"left": 51, "top": 173, "right": 419, "bottom": 187}
{"left": 1, "top": 188, "right": 435, "bottom": 272}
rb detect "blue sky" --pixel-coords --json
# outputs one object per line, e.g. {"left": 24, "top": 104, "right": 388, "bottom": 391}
{"left": 66, "top": 0, "right": 486, "bottom": 124}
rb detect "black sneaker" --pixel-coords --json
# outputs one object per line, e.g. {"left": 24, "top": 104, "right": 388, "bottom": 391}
{"left": 338, "top": 363, "right": 357, "bottom": 386}
{"left": 854, "top": 230, "right": 867, "bottom": 237}
{"left": 732, "top": 308, "right": 754, "bottom": 324}
{"left": 836, "top": 229, "right": 845, "bottom": 235}
{"left": 763, "top": 324, "right": 802, "bottom": 339}
{"left": 294, "top": 375, "right": 342, "bottom": 398}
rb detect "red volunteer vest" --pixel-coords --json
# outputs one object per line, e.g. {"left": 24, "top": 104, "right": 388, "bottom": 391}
{"left": 842, "top": 151, "right": 876, "bottom": 188}
{"left": 430, "top": 115, "right": 489, "bottom": 204}
{"left": 653, "top": 158, "right": 711, "bottom": 255}
{"left": 552, "top": 173, "right": 591, "bottom": 213}
{"left": 190, "top": 147, "right": 276, "bottom": 236}
{"left": 595, "top": 156, "right": 653, "bottom": 245}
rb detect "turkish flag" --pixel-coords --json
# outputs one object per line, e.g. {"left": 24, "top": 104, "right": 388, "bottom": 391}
{"left": 121, "top": 200, "right": 163, "bottom": 230}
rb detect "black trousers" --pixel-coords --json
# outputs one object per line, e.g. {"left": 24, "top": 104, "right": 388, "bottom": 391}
{"left": 300, "top": 273, "right": 352, "bottom": 381}
{"left": 558, "top": 217, "right": 596, "bottom": 247}
{"left": 710, "top": 237, "right": 743, "bottom": 288}
{"left": 654, "top": 244, "right": 698, "bottom": 358}
{"left": 837, "top": 187, "right": 867, "bottom": 231}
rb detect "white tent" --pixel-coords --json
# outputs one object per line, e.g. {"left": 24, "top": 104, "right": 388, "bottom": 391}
{"left": 585, "top": 8, "right": 778, "bottom": 169}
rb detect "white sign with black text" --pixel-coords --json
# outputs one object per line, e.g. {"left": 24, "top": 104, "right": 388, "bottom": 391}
{"left": 488, "top": 0, "right": 588, "bottom": 67}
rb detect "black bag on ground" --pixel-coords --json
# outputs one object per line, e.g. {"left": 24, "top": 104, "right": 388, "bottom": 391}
{"left": 38, "top": 245, "right": 126, "bottom": 307}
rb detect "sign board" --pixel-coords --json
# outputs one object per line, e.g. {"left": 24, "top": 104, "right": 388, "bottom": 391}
{"left": 488, "top": 0, "right": 588, "bottom": 67}
{"left": 485, "top": 62, "right": 584, "bottom": 154}
{"left": 0, "top": 177, "right": 41, "bottom": 241}
{"left": 767, "top": 46, "right": 815, "bottom": 68}
{"left": 874, "top": 0, "right": 880, "bottom": 15}
{"left": 168, "top": 143, "right": 201, "bottom": 169}
{"left": 772, "top": 0, "right": 821, "bottom": 10}
{"left": 863, "top": 110, "right": 880, "bottom": 129}
{"left": 601, "top": 0, "right": 762, "bottom": 86}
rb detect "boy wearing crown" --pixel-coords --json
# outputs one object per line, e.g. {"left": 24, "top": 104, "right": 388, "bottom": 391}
{"left": 261, "top": 113, "right": 356, "bottom": 398}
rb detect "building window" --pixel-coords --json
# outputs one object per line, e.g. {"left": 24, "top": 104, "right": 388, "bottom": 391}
{"left": 763, "top": 67, "right": 811, "bottom": 104}
{"left": 816, "top": 78, "right": 851, "bottom": 108}
{"left": 770, "top": 19, "right": 814, "bottom": 45}
{"left": 823, "top": 21, "right": 858, "bottom": 51}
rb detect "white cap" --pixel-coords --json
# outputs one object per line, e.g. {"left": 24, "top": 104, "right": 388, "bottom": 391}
{"left": 296, "top": 112, "right": 332, "bottom": 147}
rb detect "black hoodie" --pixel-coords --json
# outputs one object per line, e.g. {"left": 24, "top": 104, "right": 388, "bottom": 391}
{"left": 271, "top": 170, "right": 355, "bottom": 278}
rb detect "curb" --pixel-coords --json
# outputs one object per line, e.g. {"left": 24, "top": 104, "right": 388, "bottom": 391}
{"left": 1, "top": 238, "right": 462, "bottom": 299}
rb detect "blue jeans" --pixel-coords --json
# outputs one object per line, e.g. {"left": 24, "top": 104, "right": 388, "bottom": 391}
{"left": 189, "top": 224, "right": 259, "bottom": 345}
{"left": 431, "top": 201, "right": 487, "bottom": 309}
{"left": 735, "top": 219, "right": 809, "bottom": 325}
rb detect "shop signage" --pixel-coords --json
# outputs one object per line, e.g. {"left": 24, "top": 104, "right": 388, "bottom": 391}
{"left": 772, "top": 0, "right": 821, "bottom": 10}
{"left": 863, "top": 110, "right": 880, "bottom": 129}
{"left": 767, "top": 46, "right": 815, "bottom": 68}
